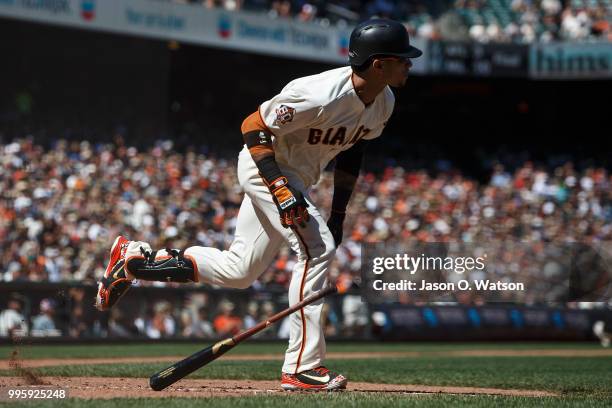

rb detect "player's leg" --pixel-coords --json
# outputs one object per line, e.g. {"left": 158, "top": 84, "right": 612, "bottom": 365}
{"left": 195, "top": 150, "right": 345, "bottom": 388}
{"left": 95, "top": 194, "right": 284, "bottom": 310}
{"left": 94, "top": 237, "right": 200, "bottom": 311}
{"left": 231, "top": 154, "right": 346, "bottom": 389}
{"left": 279, "top": 195, "right": 347, "bottom": 390}
{"left": 95, "top": 149, "right": 287, "bottom": 310}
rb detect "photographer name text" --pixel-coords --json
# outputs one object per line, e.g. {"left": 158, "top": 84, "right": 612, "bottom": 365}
{"left": 372, "top": 279, "right": 525, "bottom": 291}
{"left": 370, "top": 254, "right": 524, "bottom": 291}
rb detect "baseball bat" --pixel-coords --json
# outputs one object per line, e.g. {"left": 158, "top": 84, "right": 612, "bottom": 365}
{"left": 149, "top": 285, "right": 338, "bottom": 391}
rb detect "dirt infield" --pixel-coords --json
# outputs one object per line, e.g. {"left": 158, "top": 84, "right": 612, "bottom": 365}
{"left": 1, "top": 349, "right": 610, "bottom": 370}
{"left": 0, "top": 376, "right": 559, "bottom": 398}
{"left": 4, "top": 349, "right": 607, "bottom": 399}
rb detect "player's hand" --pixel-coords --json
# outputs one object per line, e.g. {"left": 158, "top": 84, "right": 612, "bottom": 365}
{"left": 267, "top": 176, "right": 310, "bottom": 228}
{"left": 327, "top": 210, "right": 346, "bottom": 246}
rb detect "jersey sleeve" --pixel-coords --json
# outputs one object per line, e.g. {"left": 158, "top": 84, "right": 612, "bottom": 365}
{"left": 259, "top": 86, "right": 324, "bottom": 138}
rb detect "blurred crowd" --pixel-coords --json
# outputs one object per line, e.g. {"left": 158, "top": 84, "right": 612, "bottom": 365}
{"left": 0, "top": 295, "right": 60, "bottom": 338}
{"left": 1, "top": 138, "right": 610, "bottom": 289}
{"left": 164, "top": 0, "right": 612, "bottom": 43}
{"left": 0, "top": 138, "right": 610, "bottom": 337}
{"left": 0, "top": 288, "right": 355, "bottom": 339}
{"left": 455, "top": 0, "right": 612, "bottom": 43}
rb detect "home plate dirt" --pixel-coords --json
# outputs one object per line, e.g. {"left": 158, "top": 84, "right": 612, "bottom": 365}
{"left": 0, "top": 376, "right": 558, "bottom": 398}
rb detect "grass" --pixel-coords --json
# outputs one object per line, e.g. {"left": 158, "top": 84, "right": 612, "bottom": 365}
{"left": 2, "top": 394, "right": 612, "bottom": 408}
{"left": 1, "top": 342, "right": 610, "bottom": 407}
{"left": 0, "top": 341, "right": 602, "bottom": 360}
{"left": 2, "top": 356, "right": 611, "bottom": 395}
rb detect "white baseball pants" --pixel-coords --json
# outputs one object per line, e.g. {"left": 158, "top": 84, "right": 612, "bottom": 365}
{"left": 176, "top": 146, "right": 336, "bottom": 373}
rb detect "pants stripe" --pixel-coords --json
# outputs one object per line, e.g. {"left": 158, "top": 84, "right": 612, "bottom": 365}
{"left": 293, "top": 227, "right": 311, "bottom": 374}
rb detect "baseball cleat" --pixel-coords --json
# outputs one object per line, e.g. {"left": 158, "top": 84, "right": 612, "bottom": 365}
{"left": 281, "top": 366, "right": 347, "bottom": 391}
{"left": 95, "top": 235, "right": 132, "bottom": 311}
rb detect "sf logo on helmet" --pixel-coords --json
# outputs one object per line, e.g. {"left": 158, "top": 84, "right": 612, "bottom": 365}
{"left": 274, "top": 105, "right": 295, "bottom": 126}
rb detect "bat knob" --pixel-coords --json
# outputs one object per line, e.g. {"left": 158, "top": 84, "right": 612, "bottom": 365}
{"left": 150, "top": 376, "right": 166, "bottom": 391}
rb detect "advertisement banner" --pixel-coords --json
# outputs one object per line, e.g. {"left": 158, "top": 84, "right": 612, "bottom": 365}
{"left": 428, "top": 40, "right": 529, "bottom": 77}
{"left": 0, "top": 0, "right": 425, "bottom": 72}
{"left": 374, "top": 304, "right": 601, "bottom": 340}
{"left": 529, "top": 42, "right": 612, "bottom": 79}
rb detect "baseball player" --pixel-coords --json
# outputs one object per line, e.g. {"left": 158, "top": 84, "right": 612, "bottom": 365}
{"left": 95, "top": 18, "right": 421, "bottom": 391}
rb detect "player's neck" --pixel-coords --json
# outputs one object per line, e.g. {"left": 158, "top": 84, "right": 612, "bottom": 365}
{"left": 351, "top": 72, "right": 386, "bottom": 107}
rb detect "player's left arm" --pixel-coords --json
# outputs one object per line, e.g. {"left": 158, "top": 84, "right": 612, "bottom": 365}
{"left": 242, "top": 87, "right": 323, "bottom": 229}
{"left": 241, "top": 111, "right": 310, "bottom": 229}
{"left": 327, "top": 139, "right": 367, "bottom": 246}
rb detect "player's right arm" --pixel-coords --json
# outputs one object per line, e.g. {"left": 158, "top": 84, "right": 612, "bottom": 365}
{"left": 241, "top": 112, "right": 309, "bottom": 228}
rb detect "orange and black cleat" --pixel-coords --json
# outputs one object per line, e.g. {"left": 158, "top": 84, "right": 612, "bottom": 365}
{"left": 95, "top": 236, "right": 132, "bottom": 311}
{"left": 281, "top": 366, "right": 347, "bottom": 391}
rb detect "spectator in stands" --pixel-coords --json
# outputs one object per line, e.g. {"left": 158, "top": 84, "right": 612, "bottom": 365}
{"left": 181, "top": 305, "right": 214, "bottom": 338}
{"left": 259, "top": 300, "right": 280, "bottom": 338}
{"left": 277, "top": 315, "right": 291, "bottom": 339}
{"left": 297, "top": 3, "right": 318, "bottom": 23}
{"left": 68, "top": 288, "right": 91, "bottom": 338}
{"left": 108, "top": 307, "right": 139, "bottom": 337}
{"left": 194, "top": 306, "right": 216, "bottom": 338}
{"left": 321, "top": 302, "right": 339, "bottom": 336}
{"left": 213, "top": 299, "right": 242, "bottom": 336}
{"left": 143, "top": 301, "right": 177, "bottom": 338}
{"left": 243, "top": 301, "right": 259, "bottom": 329}
{"left": 0, "top": 295, "right": 28, "bottom": 338}
{"left": 342, "top": 294, "right": 368, "bottom": 336}
{"left": 204, "top": 0, "right": 243, "bottom": 11}
{"left": 31, "top": 298, "right": 60, "bottom": 337}
{"left": 542, "top": 0, "right": 562, "bottom": 15}
{"left": 591, "top": 7, "right": 611, "bottom": 39}
{"left": 416, "top": 16, "right": 440, "bottom": 39}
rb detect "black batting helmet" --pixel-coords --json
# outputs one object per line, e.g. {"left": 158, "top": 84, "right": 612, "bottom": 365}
{"left": 348, "top": 19, "right": 423, "bottom": 66}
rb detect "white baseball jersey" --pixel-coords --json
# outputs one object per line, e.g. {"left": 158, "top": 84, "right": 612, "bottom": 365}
{"left": 259, "top": 66, "right": 395, "bottom": 187}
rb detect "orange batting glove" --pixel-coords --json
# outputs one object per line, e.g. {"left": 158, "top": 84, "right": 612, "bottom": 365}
{"left": 266, "top": 176, "right": 310, "bottom": 228}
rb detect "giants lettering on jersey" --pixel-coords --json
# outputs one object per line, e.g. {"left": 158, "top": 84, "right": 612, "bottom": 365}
{"left": 307, "top": 125, "right": 371, "bottom": 146}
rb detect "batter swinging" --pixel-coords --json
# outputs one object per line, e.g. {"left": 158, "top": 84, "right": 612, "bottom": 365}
{"left": 95, "top": 18, "right": 422, "bottom": 391}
